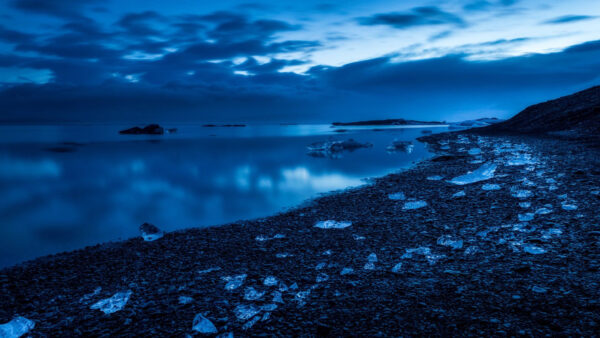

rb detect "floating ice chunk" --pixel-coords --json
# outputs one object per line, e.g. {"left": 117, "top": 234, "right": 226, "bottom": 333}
{"left": 340, "top": 268, "right": 354, "bottom": 275}
{"left": 192, "top": 313, "right": 217, "bottom": 334}
{"left": 315, "top": 262, "right": 326, "bottom": 270}
{"left": 179, "top": 296, "right": 193, "bottom": 305}
{"left": 440, "top": 145, "right": 450, "bottom": 150}
{"left": 261, "top": 312, "right": 271, "bottom": 322}
{"left": 273, "top": 234, "right": 285, "bottom": 239}
{"left": 234, "top": 304, "right": 261, "bottom": 321}
{"left": 388, "top": 192, "right": 405, "bottom": 200}
{"left": 449, "top": 163, "right": 497, "bottom": 185}
{"left": 0, "top": 317, "right": 35, "bottom": 338}
{"left": 139, "top": 222, "right": 164, "bottom": 241}
{"left": 289, "top": 283, "right": 298, "bottom": 290}
{"left": 80, "top": 287, "right": 102, "bottom": 303}
{"left": 437, "top": 235, "right": 463, "bottom": 249}
{"left": 217, "top": 332, "right": 234, "bottom": 338}
{"left": 263, "top": 276, "right": 278, "bottom": 286}
{"left": 222, "top": 274, "right": 247, "bottom": 291}
{"left": 275, "top": 253, "right": 291, "bottom": 258}
{"left": 469, "top": 159, "right": 484, "bottom": 164}
{"left": 391, "top": 263, "right": 402, "bottom": 273}
{"left": 402, "top": 200, "right": 427, "bottom": 210}
{"left": 427, "top": 175, "right": 443, "bottom": 181}
{"left": 322, "top": 250, "right": 332, "bottom": 255}
{"left": 532, "top": 286, "right": 547, "bottom": 293}
{"left": 511, "top": 189, "right": 533, "bottom": 199}
{"left": 315, "top": 220, "right": 352, "bottom": 229}
{"left": 535, "top": 207, "right": 552, "bottom": 215}
{"left": 512, "top": 223, "right": 537, "bottom": 233}
{"left": 244, "top": 287, "right": 266, "bottom": 301}
{"left": 271, "top": 291, "right": 284, "bottom": 303}
{"left": 558, "top": 194, "right": 568, "bottom": 200}
{"left": 353, "top": 234, "right": 366, "bottom": 240}
{"left": 519, "top": 202, "right": 531, "bottom": 209}
{"left": 482, "top": 183, "right": 501, "bottom": 191}
{"left": 523, "top": 245, "right": 546, "bottom": 254}
{"left": 316, "top": 273, "right": 329, "bottom": 283}
{"left": 561, "top": 203, "right": 578, "bottom": 211}
{"left": 90, "top": 290, "right": 132, "bottom": 314}
{"left": 468, "top": 148, "right": 481, "bottom": 155}
{"left": 592, "top": 190, "right": 600, "bottom": 196}
{"left": 518, "top": 213, "right": 534, "bottom": 222}
{"left": 198, "top": 267, "right": 221, "bottom": 274}
{"left": 452, "top": 190, "right": 466, "bottom": 198}
{"left": 541, "top": 228, "right": 562, "bottom": 239}
{"left": 242, "top": 316, "right": 261, "bottom": 330}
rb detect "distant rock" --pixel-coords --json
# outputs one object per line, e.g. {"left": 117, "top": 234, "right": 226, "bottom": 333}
{"left": 482, "top": 86, "right": 600, "bottom": 136}
{"left": 139, "top": 222, "right": 164, "bottom": 241}
{"left": 332, "top": 119, "right": 443, "bottom": 126}
{"left": 119, "top": 124, "right": 164, "bottom": 135}
{"left": 202, "top": 124, "right": 246, "bottom": 127}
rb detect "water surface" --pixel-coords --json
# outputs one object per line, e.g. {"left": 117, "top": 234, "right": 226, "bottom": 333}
{"left": 0, "top": 124, "right": 447, "bottom": 267}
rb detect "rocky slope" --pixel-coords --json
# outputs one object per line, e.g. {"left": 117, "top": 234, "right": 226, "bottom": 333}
{"left": 481, "top": 86, "right": 600, "bottom": 136}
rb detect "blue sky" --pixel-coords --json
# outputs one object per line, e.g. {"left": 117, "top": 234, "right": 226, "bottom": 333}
{"left": 0, "top": 0, "right": 599, "bottom": 123}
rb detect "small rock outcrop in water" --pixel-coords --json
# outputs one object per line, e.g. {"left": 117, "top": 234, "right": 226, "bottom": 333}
{"left": 386, "top": 140, "right": 414, "bottom": 153}
{"left": 139, "top": 222, "right": 164, "bottom": 241}
{"left": 119, "top": 124, "right": 164, "bottom": 135}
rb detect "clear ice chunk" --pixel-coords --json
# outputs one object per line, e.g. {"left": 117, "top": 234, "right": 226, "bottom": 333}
{"left": 242, "top": 316, "right": 261, "bottom": 330}
{"left": 449, "top": 163, "right": 497, "bottom": 185}
{"left": 523, "top": 245, "right": 546, "bottom": 254}
{"left": 263, "top": 276, "right": 278, "bottom": 286}
{"left": 315, "top": 263, "right": 326, "bottom": 270}
{"left": 388, "top": 192, "right": 406, "bottom": 200}
{"left": 192, "top": 313, "right": 217, "bottom": 334}
{"left": 90, "top": 290, "right": 132, "bottom": 314}
{"left": 234, "top": 304, "right": 261, "bottom": 321}
{"left": 452, "top": 190, "right": 466, "bottom": 198}
{"left": 79, "top": 287, "right": 102, "bottom": 303}
{"left": 519, "top": 202, "right": 531, "bottom": 209}
{"left": 139, "top": 222, "right": 164, "bottom": 241}
{"left": 261, "top": 304, "right": 278, "bottom": 312}
{"left": 244, "top": 287, "right": 266, "bottom": 301}
{"left": 402, "top": 247, "right": 445, "bottom": 264}
{"left": 482, "top": 183, "right": 501, "bottom": 191}
{"left": 506, "top": 154, "right": 536, "bottom": 166}
{"left": 353, "top": 234, "right": 366, "bottom": 240}
{"left": 316, "top": 273, "right": 329, "bottom": 283}
{"left": 314, "top": 220, "right": 352, "bottom": 229}
{"left": 198, "top": 267, "right": 221, "bottom": 274}
{"left": 0, "top": 317, "right": 35, "bottom": 338}
{"left": 222, "top": 274, "right": 247, "bottom": 290}
{"left": 532, "top": 286, "right": 547, "bottom": 293}
{"left": 272, "top": 291, "right": 284, "bottom": 303}
{"left": 535, "top": 207, "right": 552, "bottom": 215}
{"left": 541, "top": 228, "right": 563, "bottom": 239}
{"left": 561, "top": 203, "right": 578, "bottom": 211}
{"left": 437, "top": 235, "right": 463, "bottom": 249}
{"left": 363, "top": 253, "right": 378, "bottom": 270}
{"left": 468, "top": 148, "right": 481, "bottom": 155}
{"left": 391, "top": 263, "right": 402, "bottom": 273}
{"left": 518, "top": 213, "right": 534, "bottom": 222}
{"left": 179, "top": 296, "right": 193, "bottom": 304}
{"left": 511, "top": 189, "right": 533, "bottom": 199}
{"left": 403, "top": 201, "right": 428, "bottom": 210}
{"left": 427, "top": 175, "right": 443, "bottom": 181}
{"left": 340, "top": 267, "right": 354, "bottom": 275}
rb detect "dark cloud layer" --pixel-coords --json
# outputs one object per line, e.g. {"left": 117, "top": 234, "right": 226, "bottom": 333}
{"left": 358, "top": 7, "right": 465, "bottom": 29}
{"left": 543, "top": 15, "right": 595, "bottom": 24}
{"left": 1, "top": 38, "right": 599, "bottom": 123}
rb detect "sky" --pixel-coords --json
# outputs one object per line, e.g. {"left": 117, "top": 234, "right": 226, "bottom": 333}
{"left": 0, "top": 0, "right": 599, "bottom": 123}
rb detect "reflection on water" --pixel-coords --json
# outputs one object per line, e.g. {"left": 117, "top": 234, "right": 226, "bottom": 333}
{"left": 0, "top": 124, "right": 446, "bottom": 267}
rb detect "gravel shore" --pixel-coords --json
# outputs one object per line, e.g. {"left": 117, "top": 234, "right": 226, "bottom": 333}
{"left": 2, "top": 131, "right": 600, "bottom": 336}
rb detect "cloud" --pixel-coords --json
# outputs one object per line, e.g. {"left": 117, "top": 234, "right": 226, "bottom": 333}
{"left": 10, "top": 0, "right": 100, "bottom": 18}
{"left": 358, "top": 6, "right": 466, "bottom": 29}
{"left": 462, "top": 0, "right": 519, "bottom": 12}
{"left": 543, "top": 15, "right": 596, "bottom": 24}
{"left": 0, "top": 25, "right": 34, "bottom": 44}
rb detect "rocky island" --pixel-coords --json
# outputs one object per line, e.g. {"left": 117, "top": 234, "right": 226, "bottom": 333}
{"left": 1, "top": 87, "right": 600, "bottom": 336}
